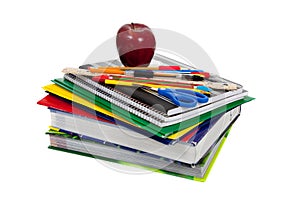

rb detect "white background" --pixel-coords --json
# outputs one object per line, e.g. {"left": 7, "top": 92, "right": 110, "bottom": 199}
{"left": 1, "top": 0, "right": 299, "bottom": 199}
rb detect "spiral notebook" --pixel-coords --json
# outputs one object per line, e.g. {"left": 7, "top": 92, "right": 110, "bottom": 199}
{"left": 58, "top": 73, "right": 249, "bottom": 127}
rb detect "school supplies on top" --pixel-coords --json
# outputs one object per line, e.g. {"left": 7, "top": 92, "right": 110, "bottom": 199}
{"left": 54, "top": 73, "right": 249, "bottom": 128}
{"left": 90, "top": 65, "right": 181, "bottom": 70}
{"left": 37, "top": 53, "right": 254, "bottom": 181}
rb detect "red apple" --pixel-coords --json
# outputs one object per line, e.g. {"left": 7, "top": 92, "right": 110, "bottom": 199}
{"left": 116, "top": 23, "right": 156, "bottom": 67}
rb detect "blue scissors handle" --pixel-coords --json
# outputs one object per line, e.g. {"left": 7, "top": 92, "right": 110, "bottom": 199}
{"left": 158, "top": 89, "right": 197, "bottom": 108}
{"left": 174, "top": 89, "right": 209, "bottom": 103}
{"left": 157, "top": 88, "right": 209, "bottom": 108}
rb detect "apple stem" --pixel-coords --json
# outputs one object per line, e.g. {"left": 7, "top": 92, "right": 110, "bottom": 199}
{"left": 131, "top": 23, "right": 135, "bottom": 29}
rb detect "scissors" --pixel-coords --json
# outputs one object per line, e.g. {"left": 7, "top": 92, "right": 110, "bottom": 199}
{"left": 156, "top": 88, "right": 209, "bottom": 108}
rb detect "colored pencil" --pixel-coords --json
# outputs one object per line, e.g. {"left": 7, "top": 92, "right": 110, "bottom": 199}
{"left": 92, "top": 66, "right": 181, "bottom": 70}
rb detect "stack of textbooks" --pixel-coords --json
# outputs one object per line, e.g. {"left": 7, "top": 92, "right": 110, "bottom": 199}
{"left": 37, "top": 54, "right": 254, "bottom": 181}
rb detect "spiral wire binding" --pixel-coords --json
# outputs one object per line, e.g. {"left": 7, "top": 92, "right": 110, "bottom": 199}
{"left": 64, "top": 73, "right": 169, "bottom": 126}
